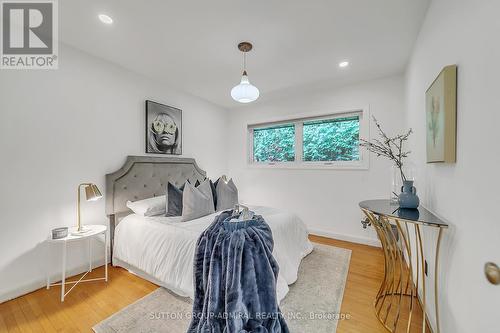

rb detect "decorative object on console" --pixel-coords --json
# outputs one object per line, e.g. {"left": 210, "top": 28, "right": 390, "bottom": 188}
{"left": 74, "top": 183, "right": 102, "bottom": 235}
{"left": 146, "top": 100, "right": 182, "bottom": 155}
{"left": 231, "top": 42, "right": 260, "bottom": 103}
{"left": 398, "top": 180, "right": 420, "bottom": 209}
{"left": 390, "top": 164, "right": 415, "bottom": 204}
{"left": 426, "top": 65, "right": 457, "bottom": 163}
{"left": 360, "top": 116, "right": 416, "bottom": 206}
{"left": 397, "top": 207, "right": 420, "bottom": 220}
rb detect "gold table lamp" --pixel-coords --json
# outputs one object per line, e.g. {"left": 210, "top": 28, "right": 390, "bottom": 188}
{"left": 73, "top": 183, "right": 102, "bottom": 235}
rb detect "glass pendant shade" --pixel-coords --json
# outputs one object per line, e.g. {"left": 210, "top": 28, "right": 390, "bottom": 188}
{"left": 231, "top": 72, "right": 259, "bottom": 103}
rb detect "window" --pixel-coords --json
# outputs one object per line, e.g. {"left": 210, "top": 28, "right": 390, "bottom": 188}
{"left": 253, "top": 124, "right": 295, "bottom": 162}
{"left": 302, "top": 116, "right": 359, "bottom": 162}
{"left": 248, "top": 110, "right": 368, "bottom": 169}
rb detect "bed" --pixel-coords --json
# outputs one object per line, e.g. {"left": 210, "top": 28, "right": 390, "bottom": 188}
{"left": 106, "top": 156, "right": 313, "bottom": 301}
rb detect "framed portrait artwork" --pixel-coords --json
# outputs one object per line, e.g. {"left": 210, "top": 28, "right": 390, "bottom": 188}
{"left": 145, "top": 100, "right": 182, "bottom": 155}
{"left": 426, "top": 65, "right": 457, "bottom": 163}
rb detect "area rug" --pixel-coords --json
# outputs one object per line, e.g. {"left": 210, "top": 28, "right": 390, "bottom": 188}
{"left": 93, "top": 244, "right": 351, "bottom": 333}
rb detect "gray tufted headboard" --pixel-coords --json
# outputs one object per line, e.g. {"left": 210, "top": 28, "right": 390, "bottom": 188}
{"left": 105, "top": 155, "right": 207, "bottom": 263}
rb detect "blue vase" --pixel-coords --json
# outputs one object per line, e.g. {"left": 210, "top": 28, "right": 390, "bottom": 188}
{"left": 397, "top": 208, "right": 420, "bottom": 220}
{"left": 398, "top": 180, "right": 420, "bottom": 209}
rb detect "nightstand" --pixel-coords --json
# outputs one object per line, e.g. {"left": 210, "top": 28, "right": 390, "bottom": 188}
{"left": 46, "top": 224, "right": 108, "bottom": 302}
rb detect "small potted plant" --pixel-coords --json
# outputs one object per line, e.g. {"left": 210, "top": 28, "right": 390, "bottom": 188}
{"left": 360, "top": 116, "right": 419, "bottom": 209}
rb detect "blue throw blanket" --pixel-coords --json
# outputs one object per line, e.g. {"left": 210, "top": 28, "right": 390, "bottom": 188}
{"left": 188, "top": 210, "right": 289, "bottom": 333}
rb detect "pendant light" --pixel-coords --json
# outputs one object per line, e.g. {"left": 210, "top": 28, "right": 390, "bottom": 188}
{"left": 231, "top": 42, "right": 259, "bottom": 103}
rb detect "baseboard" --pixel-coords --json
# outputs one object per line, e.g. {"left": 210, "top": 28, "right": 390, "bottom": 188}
{"left": 308, "top": 228, "right": 381, "bottom": 247}
{"left": 0, "top": 258, "right": 107, "bottom": 304}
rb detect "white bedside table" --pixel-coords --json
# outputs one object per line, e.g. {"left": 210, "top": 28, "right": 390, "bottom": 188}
{"left": 46, "top": 224, "right": 108, "bottom": 302}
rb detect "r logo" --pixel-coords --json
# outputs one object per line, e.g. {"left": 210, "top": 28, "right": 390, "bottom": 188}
{"left": 2, "top": 2, "right": 53, "bottom": 54}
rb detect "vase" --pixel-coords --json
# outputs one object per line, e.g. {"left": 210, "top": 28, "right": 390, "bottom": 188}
{"left": 398, "top": 180, "right": 420, "bottom": 209}
{"left": 397, "top": 207, "right": 420, "bottom": 220}
{"left": 391, "top": 164, "right": 416, "bottom": 204}
{"left": 390, "top": 166, "right": 402, "bottom": 204}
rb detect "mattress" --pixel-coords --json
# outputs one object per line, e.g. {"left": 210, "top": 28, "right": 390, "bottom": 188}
{"left": 113, "top": 205, "right": 313, "bottom": 302}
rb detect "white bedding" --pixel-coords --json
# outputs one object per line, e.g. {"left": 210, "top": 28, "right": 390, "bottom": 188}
{"left": 113, "top": 205, "right": 313, "bottom": 301}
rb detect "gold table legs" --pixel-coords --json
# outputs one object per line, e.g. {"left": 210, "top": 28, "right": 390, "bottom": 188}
{"left": 362, "top": 209, "right": 443, "bottom": 333}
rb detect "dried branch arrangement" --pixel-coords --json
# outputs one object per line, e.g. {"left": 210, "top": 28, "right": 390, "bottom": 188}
{"left": 360, "top": 116, "right": 413, "bottom": 182}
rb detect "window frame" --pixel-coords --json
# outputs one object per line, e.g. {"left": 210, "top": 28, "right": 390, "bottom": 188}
{"left": 247, "top": 107, "right": 370, "bottom": 170}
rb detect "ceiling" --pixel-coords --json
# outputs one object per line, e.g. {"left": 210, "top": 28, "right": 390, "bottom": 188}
{"left": 59, "top": 0, "right": 430, "bottom": 108}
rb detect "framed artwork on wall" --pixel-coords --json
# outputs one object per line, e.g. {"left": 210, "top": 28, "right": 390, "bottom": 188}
{"left": 145, "top": 100, "right": 182, "bottom": 155}
{"left": 426, "top": 65, "right": 457, "bottom": 163}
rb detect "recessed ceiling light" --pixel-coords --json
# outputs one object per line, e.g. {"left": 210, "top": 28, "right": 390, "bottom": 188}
{"left": 339, "top": 61, "right": 349, "bottom": 68}
{"left": 98, "top": 14, "right": 113, "bottom": 25}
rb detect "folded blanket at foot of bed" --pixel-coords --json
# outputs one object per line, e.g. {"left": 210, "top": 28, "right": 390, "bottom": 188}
{"left": 188, "top": 210, "right": 289, "bottom": 333}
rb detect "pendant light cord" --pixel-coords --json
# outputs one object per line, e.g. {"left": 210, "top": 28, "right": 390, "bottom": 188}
{"left": 243, "top": 52, "right": 247, "bottom": 73}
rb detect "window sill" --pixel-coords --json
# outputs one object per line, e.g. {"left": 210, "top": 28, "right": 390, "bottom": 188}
{"left": 247, "top": 162, "right": 369, "bottom": 170}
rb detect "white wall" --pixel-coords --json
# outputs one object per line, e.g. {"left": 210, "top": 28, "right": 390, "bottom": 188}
{"left": 0, "top": 44, "right": 229, "bottom": 302}
{"left": 404, "top": 0, "right": 500, "bottom": 332}
{"left": 227, "top": 75, "right": 406, "bottom": 246}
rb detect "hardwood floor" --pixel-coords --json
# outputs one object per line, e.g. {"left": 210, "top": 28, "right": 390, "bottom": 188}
{"left": 0, "top": 266, "right": 157, "bottom": 333}
{"left": 0, "top": 236, "right": 425, "bottom": 333}
{"left": 310, "top": 235, "right": 425, "bottom": 333}
{"left": 310, "top": 235, "right": 389, "bottom": 333}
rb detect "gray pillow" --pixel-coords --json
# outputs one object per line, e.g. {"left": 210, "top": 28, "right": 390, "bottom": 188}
{"left": 181, "top": 180, "right": 215, "bottom": 222}
{"left": 216, "top": 178, "right": 238, "bottom": 211}
{"left": 166, "top": 182, "right": 185, "bottom": 217}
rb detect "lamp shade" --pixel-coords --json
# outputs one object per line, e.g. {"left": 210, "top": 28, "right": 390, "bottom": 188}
{"left": 85, "top": 184, "right": 102, "bottom": 201}
{"left": 231, "top": 72, "right": 259, "bottom": 103}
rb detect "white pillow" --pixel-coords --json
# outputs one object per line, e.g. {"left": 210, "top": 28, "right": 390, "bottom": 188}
{"left": 126, "top": 195, "right": 166, "bottom": 216}
{"left": 181, "top": 180, "right": 215, "bottom": 222}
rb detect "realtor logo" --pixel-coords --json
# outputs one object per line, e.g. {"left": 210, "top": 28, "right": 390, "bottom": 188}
{"left": 1, "top": 0, "right": 58, "bottom": 69}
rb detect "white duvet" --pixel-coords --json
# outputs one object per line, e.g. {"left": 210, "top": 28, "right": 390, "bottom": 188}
{"left": 113, "top": 205, "right": 313, "bottom": 301}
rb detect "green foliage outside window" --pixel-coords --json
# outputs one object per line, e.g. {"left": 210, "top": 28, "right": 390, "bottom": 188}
{"left": 253, "top": 125, "right": 295, "bottom": 162}
{"left": 252, "top": 116, "right": 360, "bottom": 163}
{"left": 303, "top": 117, "right": 360, "bottom": 161}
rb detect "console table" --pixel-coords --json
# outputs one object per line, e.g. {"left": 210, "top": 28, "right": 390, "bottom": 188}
{"left": 359, "top": 200, "right": 448, "bottom": 333}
